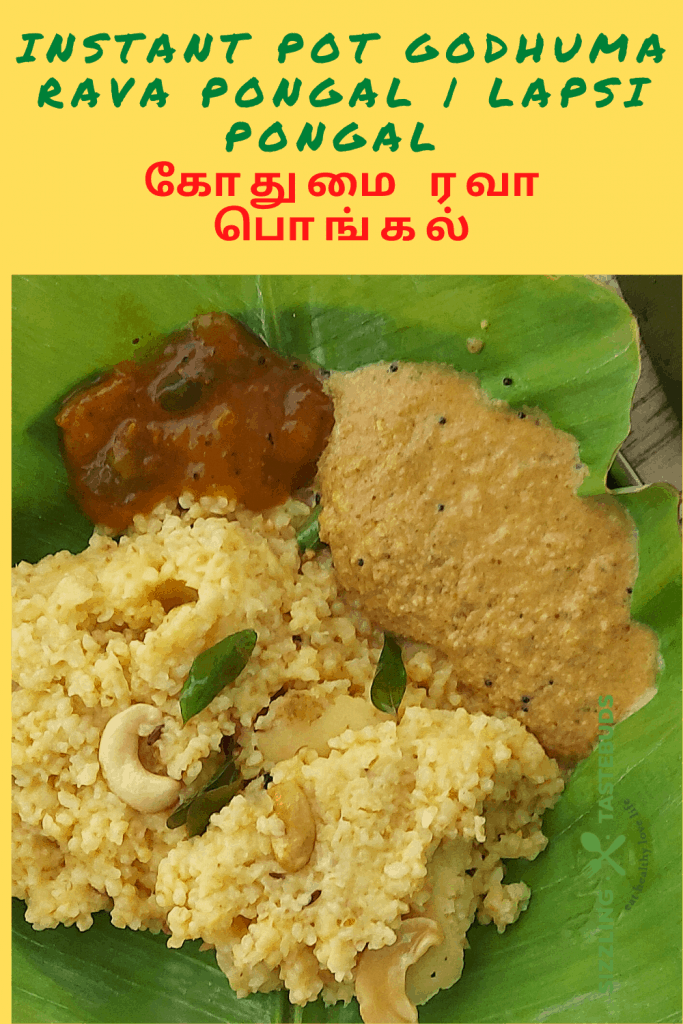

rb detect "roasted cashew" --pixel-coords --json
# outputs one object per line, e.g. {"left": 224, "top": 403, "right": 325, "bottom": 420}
{"left": 404, "top": 838, "right": 471, "bottom": 1007}
{"left": 256, "top": 692, "right": 383, "bottom": 766}
{"left": 269, "top": 780, "right": 316, "bottom": 873}
{"left": 355, "top": 917, "right": 443, "bottom": 1024}
{"left": 99, "top": 704, "right": 181, "bottom": 813}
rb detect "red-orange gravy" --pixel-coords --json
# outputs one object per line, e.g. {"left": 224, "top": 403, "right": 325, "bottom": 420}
{"left": 56, "top": 313, "right": 334, "bottom": 532}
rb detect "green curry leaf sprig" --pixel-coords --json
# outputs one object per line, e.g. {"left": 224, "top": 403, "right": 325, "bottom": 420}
{"left": 171, "top": 629, "right": 257, "bottom": 835}
{"left": 370, "top": 634, "right": 407, "bottom": 715}
{"left": 296, "top": 503, "right": 324, "bottom": 553}
{"left": 167, "top": 756, "right": 241, "bottom": 837}
{"left": 179, "top": 628, "right": 257, "bottom": 723}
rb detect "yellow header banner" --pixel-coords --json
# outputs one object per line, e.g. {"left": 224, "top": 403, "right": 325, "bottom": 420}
{"left": 4, "top": 0, "right": 681, "bottom": 272}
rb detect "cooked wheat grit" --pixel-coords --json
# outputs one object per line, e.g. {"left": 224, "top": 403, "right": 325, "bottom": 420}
{"left": 157, "top": 706, "right": 562, "bottom": 1008}
{"left": 13, "top": 493, "right": 562, "bottom": 1015}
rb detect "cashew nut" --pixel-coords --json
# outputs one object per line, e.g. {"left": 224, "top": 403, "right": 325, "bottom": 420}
{"left": 269, "top": 780, "right": 316, "bottom": 873}
{"left": 99, "top": 704, "right": 181, "bottom": 813}
{"left": 355, "top": 917, "right": 443, "bottom": 1024}
{"left": 256, "top": 692, "right": 384, "bottom": 767}
{"left": 405, "top": 838, "right": 472, "bottom": 1007}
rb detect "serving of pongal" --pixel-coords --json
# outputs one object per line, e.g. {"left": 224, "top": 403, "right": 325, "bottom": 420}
{"left": 12, "top": 307, "right": 662, "bottom": 1023}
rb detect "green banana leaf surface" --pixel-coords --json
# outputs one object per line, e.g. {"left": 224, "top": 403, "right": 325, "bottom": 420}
{"left": 12, "top": 275, "right": 682, "bottom": 1024}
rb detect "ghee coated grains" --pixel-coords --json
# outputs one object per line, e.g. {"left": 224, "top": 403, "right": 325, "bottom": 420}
{"left": 13, "top": 493, "right": 562, "bottom": 1015}
{"left": 156, "top": 706, "right": 562, "bottom": 1007}
{"left": 12, "top": 495, "right": 374, "bottom": 931}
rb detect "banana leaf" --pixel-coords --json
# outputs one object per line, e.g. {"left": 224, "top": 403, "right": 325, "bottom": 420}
{"left": 12, "top": 275, "right": 681, "bottom": 1024}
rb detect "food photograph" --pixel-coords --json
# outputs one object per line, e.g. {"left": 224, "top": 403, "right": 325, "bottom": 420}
{"left": 11, "top": 275, "right": 681, "bottom": 1024}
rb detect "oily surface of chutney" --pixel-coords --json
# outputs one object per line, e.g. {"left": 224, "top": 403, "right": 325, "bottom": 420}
{"left": 56, "top": 313, "right": 334, "bottom": 532}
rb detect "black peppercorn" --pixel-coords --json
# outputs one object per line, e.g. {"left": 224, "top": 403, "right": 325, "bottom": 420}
{"left": 503, "top": 377, "right": 513, "bottom": 386}
{"left": 357, "top": 558, "right": 364, "bottom": 566}
{"left": 438, "top": 416, "right": 447, "bottom": 425}
{"left": 389, "top": 362, "right": 398, "bottom": 373}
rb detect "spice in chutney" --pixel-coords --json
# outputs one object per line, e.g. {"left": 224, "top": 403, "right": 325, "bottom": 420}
{"left": 56, "top": 312, "right": 334, "bottom": 532}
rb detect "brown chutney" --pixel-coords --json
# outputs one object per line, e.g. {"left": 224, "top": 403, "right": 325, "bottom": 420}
{"left": 56, "top": 312, "right": 334, "bottom": 533}
{"left": 317, "top": 362, "right": 659, "bottom": 764}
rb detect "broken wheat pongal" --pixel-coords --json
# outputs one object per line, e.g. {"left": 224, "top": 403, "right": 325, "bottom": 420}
{"left": 13, "top": 353, "right": 656, "bottom": 1021}
{"left": 155, "top": 705, "right": 562, "bottom": 1007}
{"left": 12, "top": 493, "right": 563, "bottom": 1018}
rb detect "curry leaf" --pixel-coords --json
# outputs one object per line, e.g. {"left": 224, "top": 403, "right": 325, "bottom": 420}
{"left": 179, "top": 629, "right": 257, "bottom": 723}
{"left": 185, "top": 780, "right": 243, "bottom": 838}
{"left": 166, "top": 757, "right": 240, "bottom": 830}
{"left": 296, "top": 504, "right": 323, "bottom": 553}
{"left": 370, "top": 634, "right": 407, "bottom": 715}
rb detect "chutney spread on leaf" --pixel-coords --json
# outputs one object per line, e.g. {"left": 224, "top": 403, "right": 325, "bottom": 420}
{"left": 317, "top": 362, "right": 659, "bottom": 764}
{"left": 56, "top": 313, "right": 334, "bottom": 532}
